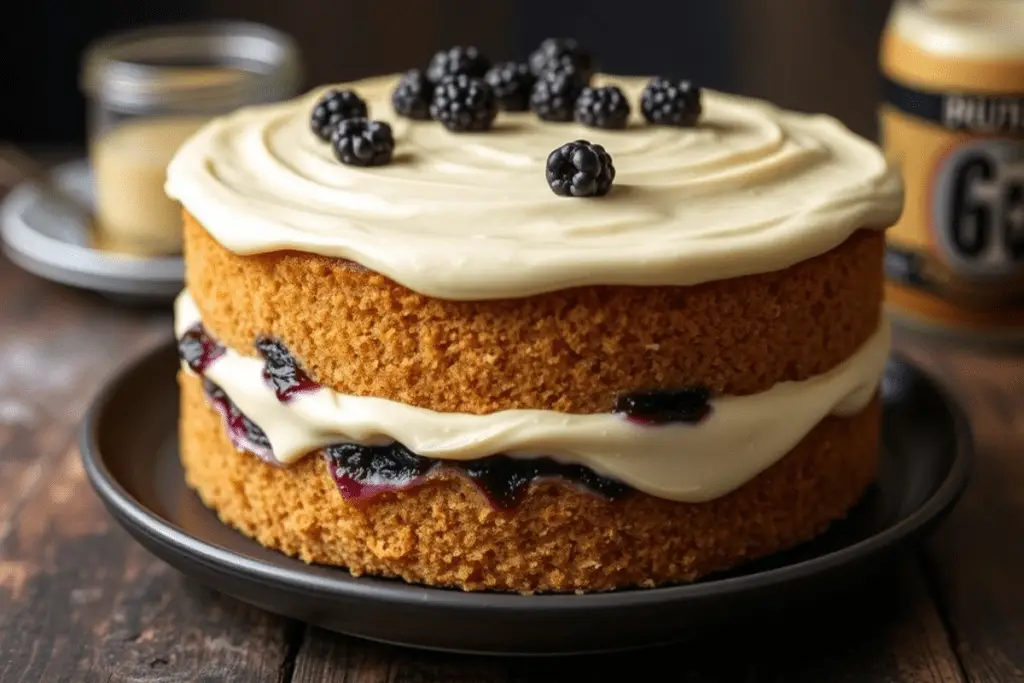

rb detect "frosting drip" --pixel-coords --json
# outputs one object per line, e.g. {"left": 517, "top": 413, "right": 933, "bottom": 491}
{"left": 166, "top": 74, "right": 902, "bottom": 300}
{"left": 175, "top": 290, "right": 889, "bottom": 503}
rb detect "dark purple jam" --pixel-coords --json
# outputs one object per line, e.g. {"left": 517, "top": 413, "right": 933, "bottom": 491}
{"left": 177, "top": 323, "right": 225, "bottom": 373}
{"left": 178, "top": 328, "right": 637, "bottom": 509}
{"left": 460, "top": 455, "right": 630, "bottom": 509}
{"left": 613, "top": 387, "right": 712, "bottom": 425}
{"left": 323, "top": 442, "right": 435, "bottom": 502}
{"left": 201, "top": 379, "right": 277, "bottom": 464}
{"left": 324, "top": 443, "right": 629, "bottom": 510}
{"left": 255, "top": 337, "right": 319, "bottom": 402}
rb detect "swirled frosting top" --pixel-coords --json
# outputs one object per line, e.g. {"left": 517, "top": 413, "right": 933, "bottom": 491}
{"left": 165, "top": 74, "right": 903, "bottom": 300}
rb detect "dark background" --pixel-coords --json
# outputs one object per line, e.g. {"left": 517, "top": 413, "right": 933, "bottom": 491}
{"left": 1, "top": 0, "right": 894, "bottom": 146}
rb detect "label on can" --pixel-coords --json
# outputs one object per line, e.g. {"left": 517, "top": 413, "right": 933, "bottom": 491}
{"left": 880, "top": 18, "right": 1024, "bottom": 331}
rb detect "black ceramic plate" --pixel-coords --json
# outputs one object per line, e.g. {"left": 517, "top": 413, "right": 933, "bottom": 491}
{"left": 79, "top": 340, "right": 971, "bottom": 656}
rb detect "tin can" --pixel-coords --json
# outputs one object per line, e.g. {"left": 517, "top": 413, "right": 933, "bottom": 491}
{"left": 879, "top": 0, "right": 1024, "bottom": 345}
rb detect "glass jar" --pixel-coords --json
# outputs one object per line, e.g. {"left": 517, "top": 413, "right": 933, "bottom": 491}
{"left": 80, "top": 22, "right": 303, "bottom": 256}
{"left": 879, "top": 0, "right": 1024, "bottom": 344}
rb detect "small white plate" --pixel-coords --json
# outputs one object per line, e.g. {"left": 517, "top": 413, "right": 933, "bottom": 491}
{"left": 0, "top": 159, "right": 183, "bottom": 304}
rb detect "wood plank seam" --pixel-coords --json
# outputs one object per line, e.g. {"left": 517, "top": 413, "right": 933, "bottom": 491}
{"left": 919, "top": 549, "right": 972, "bottom": 682}
{"left": 279, "top": 620, "right": 307, "bottom": 682}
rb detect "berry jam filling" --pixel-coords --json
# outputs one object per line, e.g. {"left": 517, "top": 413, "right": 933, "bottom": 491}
{"left": 176, "top": 329, "right": 678, "bottom": 509}
{"left": 177, "top": 323, "right": 225, "bottom": 373}
{"left": 324, "top": 443, "right": 629, "bottom": 510}
{"left": 460, "top": 455, "right": 630, "bottom": 509}
{"left": 613, "top": 387, "right": 712, "bottom": 425}
{"left": 201, "top": 379, "right": 276, "bottom": 464}
{"left": 324, "top": 442, "right": 435, "bottom": 502}
{"left": 254, "top": 337, "right": 319, "bottom": 402}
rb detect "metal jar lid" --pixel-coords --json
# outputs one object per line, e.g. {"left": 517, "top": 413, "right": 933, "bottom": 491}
{"left": 80, "top": 21, "right": 304, "bottom": 113}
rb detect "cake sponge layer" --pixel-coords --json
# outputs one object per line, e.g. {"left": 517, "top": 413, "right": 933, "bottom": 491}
{"left": 180, "top": 371, "right": 880, "bottom": 593}
{"left": 184, "top": 213, "right": 884, "bottom": 414}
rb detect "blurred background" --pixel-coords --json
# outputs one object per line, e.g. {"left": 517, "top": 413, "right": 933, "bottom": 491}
{"left": 2, "top": 0, "right": 894, "bottom": 149}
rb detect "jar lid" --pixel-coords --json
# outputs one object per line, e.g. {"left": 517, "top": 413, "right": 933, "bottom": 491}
{"left": 81, "top": 21, "right": 304, "bottom": 112}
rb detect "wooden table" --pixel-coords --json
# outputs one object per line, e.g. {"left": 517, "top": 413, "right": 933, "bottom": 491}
{"left": 1, "top": 179, "right": 1023, "bottom": 683}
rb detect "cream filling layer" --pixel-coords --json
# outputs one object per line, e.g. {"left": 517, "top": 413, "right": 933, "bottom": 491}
{"left": 176, "top": 291, "right": 889, "bottom": 502}
{"left": 165, "top": 74, "right": 902, "bottom": 301}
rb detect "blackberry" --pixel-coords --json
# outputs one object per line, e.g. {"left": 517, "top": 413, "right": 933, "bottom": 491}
{"left": 391, "top": 69, "right": 433, "bottom": 120}
{"left": 530, "top": 70, "right": 584, "bottom": 122}
{"left": 545, "top": 139, "right": 615, "bottom": 198}
{"left": 425, "top": 45, "right": 491, "bottom": 83}
{"left": 640, "top": 77, "right": 702, "bottom": 127}
{"left": 429, "top": 74, "right": 497, "bottom": 132}
{"left": 484, "top": 61, "right": 535, "bottom": 111}
{"left": 574, "top": 85, "right": 631, "bottom": 129}
{"left": 330, "top": 118, "right": 395, "bottom": 166}
{"left": 613, "top": 387, "right": 712, "bottom": 425}
{"left": 310, "top": 89, "right": 368, "bottom": 141}
{"left": 528, "top": 37, "right": 594, "bottom": 83}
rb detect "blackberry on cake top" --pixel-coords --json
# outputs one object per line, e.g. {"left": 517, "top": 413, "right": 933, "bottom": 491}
{"left": 528, "top": 37, "right": 594, "bottom": 83}
{"left": 310, "top": 89, "right": 368, "bottom": 141}
{"left": 330, "top": 119, "right": 395, "bottom": 167}
{"left": 425, "top": 45, "right": 491, "bottom": 83}
{"left": 429, "top": 74, "right": 498, "bottom": 132}
{"left": 546, "top": 139, "right": 615, "bottom": 197}
{"left": 530, "top": 70, "right": 585, "bottom": 122}
{"left": 574, "top": 85, "right": 631, "bottom": 129}
{"left": 641, "top": 77, "right": 702, "bottom": 127}
{"left": 484, "top": 61, "right": 536, "bottom": 111}
{"left": 391, "top": 69, "right": 433, "bottom": 120}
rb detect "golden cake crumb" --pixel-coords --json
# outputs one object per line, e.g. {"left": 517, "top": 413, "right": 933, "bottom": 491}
{"left": 180, "top": 371, "right": 880, "bottom": 594}
{"left": 184, "top": 212, "right": 883, "bottom": 414}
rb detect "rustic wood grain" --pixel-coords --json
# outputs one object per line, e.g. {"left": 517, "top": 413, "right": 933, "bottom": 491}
{"left": 0, "top": 266, "right": 162, "bottom": 545}
{"left": 0, "top": 442, "right": 299, "bottom": 683}
{"left": 291, "top": 631, "right": 511, "bottom": 683}
{"left": 0, "top": 253, "right": 300, "bottom": 683}
{"left": 285, "top": 563, "right": 962, "bottom": 683}
{"left": 897, "top": 335, "right": 1024, "bottom": 683}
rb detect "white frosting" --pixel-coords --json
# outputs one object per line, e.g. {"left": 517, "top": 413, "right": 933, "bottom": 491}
{"left": 166, "top": 74, "right": 902, "bottom": 301}
{"left": 176, "top": 291, "right": 889, "bottom": 502}
{"left": 891, "top": 0, "right": 1024, "bottom": 59}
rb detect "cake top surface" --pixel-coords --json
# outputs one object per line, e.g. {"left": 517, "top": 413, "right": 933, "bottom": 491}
{"left": 165, "top": 73, "right": 903, "bottom": 300}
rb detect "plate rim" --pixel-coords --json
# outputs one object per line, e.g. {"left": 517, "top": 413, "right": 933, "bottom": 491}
{"left": 0, "top": 159, "right": 184, "bottom": 294}
{"left": 79, "top": 338, "right": 973, "bottom": 613}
